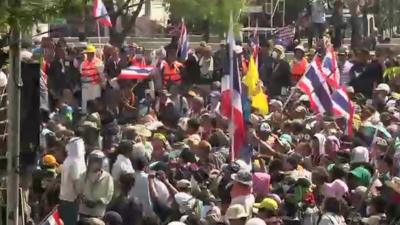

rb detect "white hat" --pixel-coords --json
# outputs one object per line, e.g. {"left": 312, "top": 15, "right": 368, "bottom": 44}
{"left": 294, "top": 45, "right": 306, "bottom": 53}
{"left": 167, "top": 222, "right": 186, "bottom": 225}
{"left": 374, "top": 83, "right": 390, "bottom": 94}
{"left": 246, "top": 218, "right": 267, "bottom": 225}
{"left": 225, "top": 204, "right": 249, "bottom": 220}
{"left": 351, "top": 146, "right": 369, "bottom": 163}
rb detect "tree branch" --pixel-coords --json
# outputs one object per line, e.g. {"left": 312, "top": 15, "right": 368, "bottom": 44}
{"left": 122, "top": 0, "right": 145, "bottom": 35}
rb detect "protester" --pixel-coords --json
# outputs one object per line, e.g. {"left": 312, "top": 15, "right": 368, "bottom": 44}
{"left": 12, "top": 14, "right": 400, "bottom": 225}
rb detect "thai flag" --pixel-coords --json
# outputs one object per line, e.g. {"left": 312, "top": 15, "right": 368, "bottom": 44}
{"left": 250, "top": 22, "right": 259, "bottom": 65}
{"left": 119, "top": 66, "right": 154, "bottom": 80}
{"left": 39, "top": 208, "right": 62, "bottom": 225}
{"left": 178, "top": 18, "right": 189, "bottom": 60}
{"left": 93, "top": 0, "right": 112, "bottom": 27}
{"left": 298, "top": 57, "right": 333, "bottom": 114}
{"left": 332, "top": 85, "right": 354, "bottom": 135}
{"left": 224, "top": 15, "right": 245, "bottom": 161}
{"left": 320, "top": 47, "right": 340, "bottom": 90}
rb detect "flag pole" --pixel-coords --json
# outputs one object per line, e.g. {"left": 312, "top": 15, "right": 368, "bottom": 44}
{"left": 97, "top": 21, "right": 102, "bottom": 47}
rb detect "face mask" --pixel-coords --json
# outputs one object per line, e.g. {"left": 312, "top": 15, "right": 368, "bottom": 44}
{"left": 272, "top": 51, "right": 279, "bottom": 59}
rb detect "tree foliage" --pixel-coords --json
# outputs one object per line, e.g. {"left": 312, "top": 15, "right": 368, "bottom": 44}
{"left": 103, "top": 0, "right": 146, "bottom": 46}
{"left": 0, "top": 0, "right": 83, "bottom": 31}
{"left": 164, "top": 0, "right": 243, "bottom": 36}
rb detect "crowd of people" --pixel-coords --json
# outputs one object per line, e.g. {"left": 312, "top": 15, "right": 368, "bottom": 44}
{"left": 2, "top": 15, "right": 400, "bottom": 225}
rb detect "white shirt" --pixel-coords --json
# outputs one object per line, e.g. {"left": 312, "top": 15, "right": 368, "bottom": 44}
{"left": 129, "top": 171, "right": 153, "bottom": 216}
{"left": 111, "top": 154, "right": 134, "bottom": 180}
{"left": 60, "top": 137, "right": 87, "bottom": 202}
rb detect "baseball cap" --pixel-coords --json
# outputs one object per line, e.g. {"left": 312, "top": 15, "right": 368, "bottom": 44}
{"left": 253, "top": 198, "right": 279, "bottom": 211}
{"left": 375, "top": 83, "right": 390, "bottom": 94}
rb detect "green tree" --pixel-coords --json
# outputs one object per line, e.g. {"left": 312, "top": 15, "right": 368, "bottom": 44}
{"left": 164, "top": 0, "right": 243, "bottom": 40}
{"left": 103, "top": 0, "right": 146, "bottom": 46}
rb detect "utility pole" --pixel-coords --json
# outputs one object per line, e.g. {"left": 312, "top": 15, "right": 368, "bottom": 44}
{"left": 7, "top": 0, "right": 22, "bottom": 223}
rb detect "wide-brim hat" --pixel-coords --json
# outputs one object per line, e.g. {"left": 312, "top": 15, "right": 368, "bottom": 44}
{"left": 231, "top": 170, "right": 253, "bottom": 186}
{"left": 130, "top": 124, "right": 152, "bottom": 137}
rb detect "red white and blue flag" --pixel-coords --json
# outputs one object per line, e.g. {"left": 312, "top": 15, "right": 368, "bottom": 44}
{"left": 298, "top": 57, "right": 333, "bottom": 114}
{"left": 178, "top": 18, "right": 189, "bottom": 60}
{"left": 119, "top": 66, "right": 154, "bottom": 80}
{"left": 40, "top": 207, "right": 62, "bottom": 225}
{"left": 320, "top": 47, "right": 340, "bottom": 90}
{"left": 250, "top": 22, "right": 259, "bottom": 66}
{"left": 332, "top": 85, "right": 354, "bottom": 135}
{"left": 93, "top": 0, "right": 112, "bottom": 27}
{"left": 224, "top": 15, "right": 246, "bottom": 161}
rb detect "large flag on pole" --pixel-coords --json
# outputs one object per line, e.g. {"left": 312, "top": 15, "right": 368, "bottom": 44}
{"left": 331, "top": 85, "right": 354, "bottom": 135}
{"left": 243, "top": 56, "right": 269, "bottom": 115}
{"left": 228, "top": 14, "right": 245, "bottom": 161}
{"left": 178, "top": 18, "right": 189, "bottom": 60}
{"left": 320, "top": 46, "right": 340, "bottom": 90}
{"left": 93, "top": 0, "right": 112, "bottom": 27}
{"left": 298, "top": 57, "right": 333, "bottom": 114}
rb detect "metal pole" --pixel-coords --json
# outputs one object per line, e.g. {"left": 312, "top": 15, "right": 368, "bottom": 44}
{"left": 7, "top": 0, "right": 22, "bottom": 223}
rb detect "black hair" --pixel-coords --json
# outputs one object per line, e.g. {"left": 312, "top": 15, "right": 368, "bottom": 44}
{"left": 323, "top": 197, "right": 341, "bottom": 214}
{"left": 331, "top": 164, "right": 348, "bottom": 180}
{"left": 369, "top": 196, "right": 386, "bottom": 214}
{"left": 377, "top": 154, "right": 393, "bottom": 167}
{"left": 117, "top": 140, "right": 133, "bottom": 156}
{"left": 119, "top": 172, "right": 135, "bottom": 193}
{"left": 132, "top": 155, "right": 148, "bottom": 171}
{"left": 140, "top": 214, "right": 161, "bottom": 225}
{"left": 187, "top": 118, "right": 200, "bottom": 131}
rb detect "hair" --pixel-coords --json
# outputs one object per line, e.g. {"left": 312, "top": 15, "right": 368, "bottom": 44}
{"left": 369, "top": 196, "right": 386, "bottom": 214}
{"left": 187, "top": 118, "right": 200, "bottom": 131}
{"left": 377, "top": 154, "right": 393, "bottom": 167}
{"left": 140, "top": 214, "right": 161, "bottom": 225}
{"left": 323, "top": 197, "right": 341, "bottom": 215}
{"left": 132, "top": 156, "right": 148, "bottom": 171}
{"left": 312, "top": 167, "right": 329, "bottom": 185}
{"left": 119, "top": 172, "right": 135, "bottom": 193}
{"left": 330, "top": 165, "right": 348, "bottom": 180}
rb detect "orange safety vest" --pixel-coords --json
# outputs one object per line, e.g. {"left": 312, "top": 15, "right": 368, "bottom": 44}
{"left": 81, "top": 58, "right": 102, "bottom": 85}
{"left": 291, "top": 58, "right": 308, "bottom": 81}
{"left": 162, "top": 61, "right": 182, "bottom": 85}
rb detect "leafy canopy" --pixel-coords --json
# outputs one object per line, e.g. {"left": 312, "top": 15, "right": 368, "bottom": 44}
{"left": 164, "top": 0, "right": 244, "bottom": 34}
{"left": 0, "top": 0, "right": 83, "bottom": 31}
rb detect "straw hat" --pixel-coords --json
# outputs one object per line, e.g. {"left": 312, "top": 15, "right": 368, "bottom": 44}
{"left": 130, "top": 124, "right": 152, "bottom": 138}
{"left": 385, "top": 177, "right": 400, "bottom": 194}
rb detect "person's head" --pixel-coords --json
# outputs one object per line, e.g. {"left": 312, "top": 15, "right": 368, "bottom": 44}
{"left": 330, "top": 164, "right": 348, "bottom": 181}
{"left": 195, "top": 140, "right": 212, "bottom": 162}
{"left": 151, "top": 133, "right": 167, "bottom": 158}
{"left": 376, "top": 154, "right": 393, "bottom": 174}
{"left": 254, "top": 198, "right": 279, "bottom": 220}
{"left": 284, "top": 153, "right": 301, "bottom": 171}
{"left": 85, "top": 44, "right": 96, "bottom": 61}
{"left": 361, "top": 105, "right": 376, "bottom": 121}
{"left": 103, "top": 211, "right": 123, "bottom": 225}
{"left": 256, "top": 122, "right": 272, "bottom": 141}
{"left": 88, "top": 150, "right": 105, "bottom": 173}
{"left": 111, "top": 47, "right": 120, "bottom": 60}
{"left": 312, "top": 167, "right": 329, "bottom": 186}
{"left": 354, "top": 48, "right": 370, "bottom": 64}
{"left": 294, "top": 45, "right": 305, "bottom": 60}
{"left": 119, "top": 172, "right": 135, "bottom": 194}
{"left": 295, "top": 142, "right": 312, "bottom": 157}
{"left": 140, "top": 214, "right": 161, "bottom": 225}
{"left": 117, "top": 140, "right": 133, "bottom": 157}
{"left": 132, "top": 155, "right": 149, "bottom": 171}
{"left": 187, "top": 118, "right": 200, "bottom": 134}
{"left": 322, "top": 197, "right": 342, "bottom": 215}
{"left": 367, "top": 196, "right": 386, "bottom": 216}
{"left": 225, "top": 204, "right": 248, "bottom": 225}
{"left": 272, "top": 45, "right": 285, "bottom": 60}
{"left": 348, "top": 166, "right": 372, "bottom": 189}
{"left": 190, "top": 96, "right": 204, "bottom": 112}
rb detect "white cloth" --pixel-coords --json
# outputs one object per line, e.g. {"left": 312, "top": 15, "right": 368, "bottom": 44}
{"left": 60, "top": 137, "right": 86, "bottom": 202}
{"left": 341, "top": 61, "right": 354, "bottom": 85}
{"left": 111, "top": 154, "right": 134, "bottom": 180}
{"left": 81, "top": 84, "right": 101, "bottom": 113}
{"left": 129, "top": 171, "right": 153, "bottom": 216}
{"left": 319, "top": 213, "right": 346, "bottom": 225}
{"left": 311, "top": 0, "right": 326, "bottom": 23}
{"left": 230, "top": 194, "right": 255, "bottom": 217}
